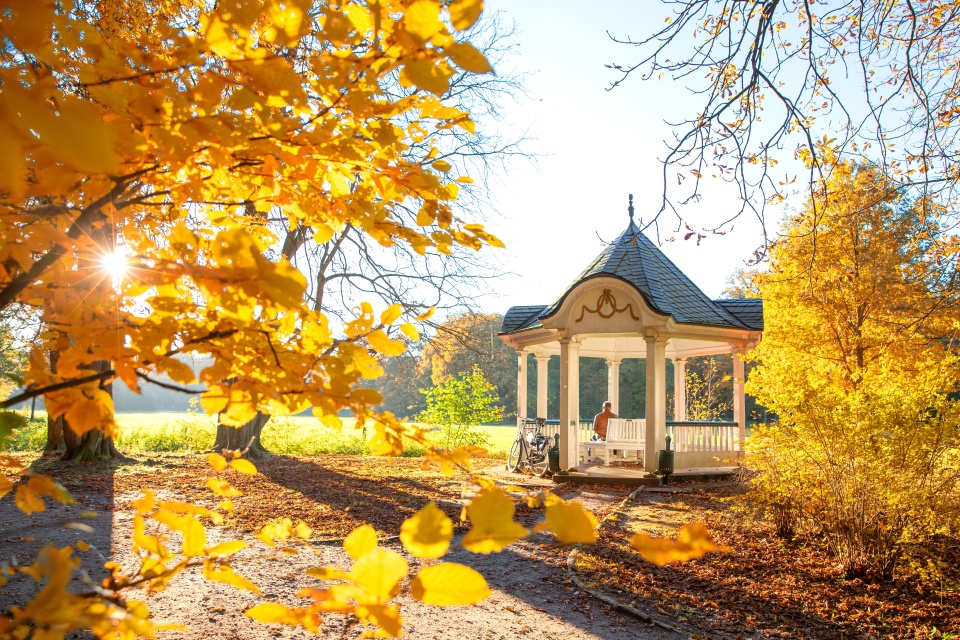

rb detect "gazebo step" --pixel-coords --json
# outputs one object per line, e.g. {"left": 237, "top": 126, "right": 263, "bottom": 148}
{"left": 552, "top": 469, "right": 663, "bottom": 487}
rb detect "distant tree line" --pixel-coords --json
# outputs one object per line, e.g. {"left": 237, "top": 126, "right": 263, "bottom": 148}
{"left": 370, "top": 311, "right": 763, "bottom": 424}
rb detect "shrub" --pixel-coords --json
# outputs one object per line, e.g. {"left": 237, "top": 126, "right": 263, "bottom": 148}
{"left": 747, "top": 161, "right": 960, "bottom": 579}
{"left": 419, "top": 366, "right": 502, "bottom": 450}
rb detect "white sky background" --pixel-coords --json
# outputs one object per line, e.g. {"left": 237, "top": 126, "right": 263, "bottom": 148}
{"left": 476, "top": 1, "right": 781, "bottom": 313}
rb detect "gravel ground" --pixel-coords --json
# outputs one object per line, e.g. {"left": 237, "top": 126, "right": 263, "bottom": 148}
{"left": 0, "top": 480, "right": 681, "bottom": 640}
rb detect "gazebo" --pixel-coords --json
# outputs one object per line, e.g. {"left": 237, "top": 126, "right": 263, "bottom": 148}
{"left": 498, "top": 196, "right": 763, "bottom": 473}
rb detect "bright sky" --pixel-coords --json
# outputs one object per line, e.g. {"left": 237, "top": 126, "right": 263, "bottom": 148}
{"left": 479, "top": 1, "right": 777, "bottom": 313}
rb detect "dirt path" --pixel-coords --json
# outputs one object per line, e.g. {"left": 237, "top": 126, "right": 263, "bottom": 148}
{"left": 0, "top": 479, "right": 681, "bottom": 640}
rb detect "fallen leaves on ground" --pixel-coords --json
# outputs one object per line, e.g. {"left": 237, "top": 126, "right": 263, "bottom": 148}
{"left": 16, "top": 452, "right": 475, "bottom": 538}
{"left": 573, "top": 484, "right": 960, "bottom": 638}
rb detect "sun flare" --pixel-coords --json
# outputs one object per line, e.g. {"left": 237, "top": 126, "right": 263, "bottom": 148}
{"left": 100, "top": 250, "right": 128, "bottom": 281}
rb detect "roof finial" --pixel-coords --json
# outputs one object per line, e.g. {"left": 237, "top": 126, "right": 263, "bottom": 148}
{"left": 628, "top": 194, "right": 635, "bottom": 225}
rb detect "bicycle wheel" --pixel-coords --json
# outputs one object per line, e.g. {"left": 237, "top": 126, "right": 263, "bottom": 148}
{"left": 530, "top": 442, "right": 549, "bottom": 477}
{"left": 507, "top": 439, "right": 523, "bottom": 472}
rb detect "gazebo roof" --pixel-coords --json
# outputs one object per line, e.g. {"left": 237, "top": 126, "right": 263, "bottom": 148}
{"left": 500, "top": 200, "right": 764, "bottom": 336}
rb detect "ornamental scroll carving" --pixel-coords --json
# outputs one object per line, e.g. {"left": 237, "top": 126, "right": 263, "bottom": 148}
{"left": 575, "top": 288, "right": 640, "bottom": 322}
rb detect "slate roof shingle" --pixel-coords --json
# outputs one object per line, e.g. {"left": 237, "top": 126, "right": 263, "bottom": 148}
{"left": 500, "top": 220, "right": 764, "bottom": 336}
{"left": 500, "top": 305, "right": 547, "bottom": 334}
{"left": 714, "top": 298, "right": 764, "bottom": 330}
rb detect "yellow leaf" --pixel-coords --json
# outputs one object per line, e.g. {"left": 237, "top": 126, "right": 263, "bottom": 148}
{"left": 133, "top": 514, "right": 168, "bottom": 557}
{"left": 344, "top": 524, "right": 378, "bottom": 560}
{"left": 630, "top": 522, "right": 730, "bottom": 565}
{"left": 134, "top": 491, "right": 156, "bottom": 514}
{"left": 400, "top": 501, "right": 452, "bottom": 559}
{"left": 445, "top": 42, "right": 492, "bottom": 74}
{"left": 77, "top": 540, "right": 91, "bottom": 552}
{"left": 5, "top": 85, "right": 118, "bottom": 174}
{"left": 355, "top": 603, "right": 403, "bottom": 637}
{"left": 415, "top": 307, "right": 435, "bottom": 321}
{"left": 305, "top": 566, "right": 351, "bottom": 581}
{"left": 64, "top": 397, "right": 105, "bottom": 435}
{"left": 219, "top": 499, "right": 235, "bottom": 511}
{"left": 205, "top": 540, "right": 247, "bottom": 556}
{"left": 410, "top": 563, "right": 491, "bottom": 605}
{"left": 449, "top": 0, "right": 483, "bottom": 30}
{"left": 0, "top": 475, "right": 11, "bottom": 501}
{"left": 15, "top": 485, "right": 45, "bottom": 514}
{"left": 229, "top": 458, "right": 258, "bottom": 475}
{"left": 153, "top": 510, "right": 207, "bottom": 556}
{"left": 367, "top": 329, "right": 406, "bottom": 356}
{"left": 432, "top": 159, "right": 452, "bottom": 172}
{"left": 204, "top": 562, "right": 261, "bottom": 594}
{"left": 350, "top": 547, "right": 409, "bottom": 602}
{"left": 400, "top": 322, "right": 420, "bottom": 341}
{"left": 208, "top": 453, "right": 228, "bottom": 471}
{"left": 0, "top": 122, "right": 25, "bottom": 197}
{"left": 295, "top": 521, "right": 313, "bottom": 540}
{"left": 14, "top": 475, "right": 75, "bottom": 514}
{"left": 206, "top": 478, "right": 243, "bottom": 497}
{"left": 405, "top": 0, "right": 443, "bottom": 41}
{"left": 534, "top": 495, "right": 598, "bottom": 544}
{"left": 402, "top": 59, "right": 450, "bottom": 97}
{"left": 380, "top": 304, "right": 402, "bottom": 325}
{"left": 462, "top": 487, "right": 529, "bottom": 553}
{"left": 245, "top": 602, "right": 310, "bottom": 626}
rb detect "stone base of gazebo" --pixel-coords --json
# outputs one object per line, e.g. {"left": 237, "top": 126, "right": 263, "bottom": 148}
{"left": 552, "top": 464, "right": 738, "bottom": 487}
{"left": 486, "top": 462, "right": 739, "bottom": 488}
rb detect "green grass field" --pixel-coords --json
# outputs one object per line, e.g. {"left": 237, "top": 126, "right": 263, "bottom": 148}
{"left": 2, "top": 410, "right": 517, "bottom": 458}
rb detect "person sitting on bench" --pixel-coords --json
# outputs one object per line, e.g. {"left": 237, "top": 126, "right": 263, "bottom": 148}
{"left": 592, "top": 401, "right": 617, "bottom": 440}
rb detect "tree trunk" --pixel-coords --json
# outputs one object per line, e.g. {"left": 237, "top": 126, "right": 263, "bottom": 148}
{"left": 45, "top": 350, "right": 64, "bottom": 452}
{"left": 62, "top": 425, "right": 126, "bottom": 462}
{"left": 57, "top": 358, "right": 127, "bottom": 462}
{"left": 45, "top": 413, "right": 65, "bottom": 452}
{"left": 213, "top": 412, "right": 271, "bottom": 458}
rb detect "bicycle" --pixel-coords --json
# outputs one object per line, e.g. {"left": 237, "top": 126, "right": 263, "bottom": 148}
{"left": 507, "top": 418, "right": 551, "bottom": 477}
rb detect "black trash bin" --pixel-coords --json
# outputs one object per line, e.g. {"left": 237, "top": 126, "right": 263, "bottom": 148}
{"left": 657, "top": 435, "right": 674, "bottom": 484}
{"left": 548, "top": 433, "right": 561, "bottom": 474}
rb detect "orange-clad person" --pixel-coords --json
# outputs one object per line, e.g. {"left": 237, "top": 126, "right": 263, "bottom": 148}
{"left": 592, "top": 401, "right": 617, "bottom": 440}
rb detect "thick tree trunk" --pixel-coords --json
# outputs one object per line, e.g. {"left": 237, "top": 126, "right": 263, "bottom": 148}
{"left": 56, "top": 358, "right": 127, "bottom": 462}
{"left": 45, "top": 413, "right": 65, "bottom": 452}
{"left": 213, "top": 412, "right": 271, "bottom": 458}
{"left": 45, "top": 351, "right": 65, "bottom": 452}
{"left": 62, "top": 425, "right": 126, "bottom": 462}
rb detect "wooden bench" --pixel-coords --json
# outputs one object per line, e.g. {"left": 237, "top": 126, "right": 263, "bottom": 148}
{"left": 580, "top": 418, "right": 645, "bottom": 466}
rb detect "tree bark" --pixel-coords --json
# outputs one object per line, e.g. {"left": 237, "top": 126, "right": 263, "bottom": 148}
{"left": 45, "top": 413, "right": 65, "bottom": 452}
{"left": 45, "top": 351, "right": 65, "bottom": 452}
{"left": 213, "top": 412, "right": 271, "bottom": 458}
{"left": 57, "top": 358, "right": 127, "bottom": 462}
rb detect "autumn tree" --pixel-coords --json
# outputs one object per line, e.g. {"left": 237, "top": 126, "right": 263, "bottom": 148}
{"left": 610, "top": 1, "right": 960, "bottom": 248}
{"left": 0, "top": 322, "right": 24, "bottom": 402}
{"left": 419, "top": 312, "right": 516, "bottom": 414}
{"left": 209, "top": 15, "right": 527, "bottom": 454}
{"left": 746, "top": 161, "right": 960, "bottom": 578}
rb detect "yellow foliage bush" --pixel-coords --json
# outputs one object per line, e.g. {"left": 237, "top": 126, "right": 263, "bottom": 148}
{"left": 747, "top": 161, "right": 960, "bottom": 579}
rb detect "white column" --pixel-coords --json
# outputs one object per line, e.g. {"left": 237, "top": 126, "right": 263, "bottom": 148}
{"left": 535, "top": 354, "right": 550, "bottom": 419}
{"left": 732, "top": 348, "right": 746, "bottom": 450}
{"left": 559, "top": 338, "right": 581, "bottom": 470}
{"left": 644, "top": 334, "right": 667, "bottom": 472}
{"left": 673, "top": 358, "right": 687, "bottom": 422}
{"left": 605, "top": 358, "right": 621, "bottom": 415}
{"left": 516, "top": 350, "right": 528, "bottom": 422}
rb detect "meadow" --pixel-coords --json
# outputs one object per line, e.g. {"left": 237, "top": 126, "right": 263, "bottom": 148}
{"left": 2, "top": 410, "right": 517, "bottom": 458}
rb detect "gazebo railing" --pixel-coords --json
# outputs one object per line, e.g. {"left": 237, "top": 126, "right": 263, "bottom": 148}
{"left": 517, "top": 418, "right": 741, "bottom": 467}
{"left": 666, "top": 420, "right": 740, "bottom": 467}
